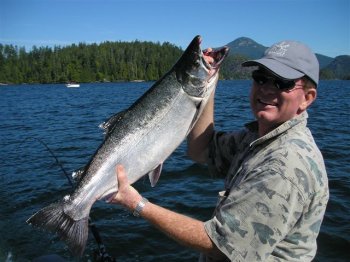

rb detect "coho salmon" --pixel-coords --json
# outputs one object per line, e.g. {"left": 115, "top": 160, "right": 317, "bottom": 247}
{"left": 27, "top": 35, "right": 229, "bottom": 256}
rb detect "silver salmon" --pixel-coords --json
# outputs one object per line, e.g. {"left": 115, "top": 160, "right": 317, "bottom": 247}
{"left": 27, "top": 35, "right": 229, "bottom": 256}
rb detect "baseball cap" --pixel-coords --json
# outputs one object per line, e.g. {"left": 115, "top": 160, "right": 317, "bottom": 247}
{"left": 242, "top": 40, "right": 319, "bottom": 86}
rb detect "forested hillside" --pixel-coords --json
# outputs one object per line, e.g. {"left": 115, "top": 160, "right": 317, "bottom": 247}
{"left": 0, "top": 41, "right": 183, "bottom": 84}
{"left": 1, "top": 40, "right": 348, "bottom": 84}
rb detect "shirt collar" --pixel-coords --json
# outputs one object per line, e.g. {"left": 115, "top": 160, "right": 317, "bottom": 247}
{"left": 246, "top": 111, "right": 309, "bottom": 148}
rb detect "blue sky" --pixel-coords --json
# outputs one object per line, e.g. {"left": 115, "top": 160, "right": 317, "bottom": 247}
{"left": 1, "top": 0, "right": 349, "bottom": 57}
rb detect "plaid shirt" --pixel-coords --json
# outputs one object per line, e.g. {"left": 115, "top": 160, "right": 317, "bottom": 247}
{"left": 200, "top": 112, "right": 329, "bottom": 262}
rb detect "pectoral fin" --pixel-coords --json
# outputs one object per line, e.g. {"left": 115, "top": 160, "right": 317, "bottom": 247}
{"left": 148, "top": 164, "right": 163, "bottom": 187}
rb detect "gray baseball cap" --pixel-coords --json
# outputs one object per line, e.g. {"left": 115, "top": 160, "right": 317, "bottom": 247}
{"left": 242, "top": 40, "right": 319, "bottom": 86}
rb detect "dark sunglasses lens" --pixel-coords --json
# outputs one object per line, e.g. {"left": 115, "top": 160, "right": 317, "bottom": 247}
{"left": 275, "top": 79, "right": 296, "bottom": 90}
{"left": 252, "top": 73, "right": 268, "bottom": 86}
{"left": 252, "top": 71, "right": 296, "bottom": 90}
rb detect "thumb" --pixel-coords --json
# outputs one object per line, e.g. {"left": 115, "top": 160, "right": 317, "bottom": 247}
{"left": 112, "top": 165, "right": 141, "bottom": 207}
{"left": 116, "top": 164, "right": 128, "bottom": 188}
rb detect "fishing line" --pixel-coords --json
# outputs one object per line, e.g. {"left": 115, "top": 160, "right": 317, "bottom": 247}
{"left": 23, "top": 136, "right": 116, "bottom": 261}
{"left": 24, "top": 137, "right": 75, "bottom": 188}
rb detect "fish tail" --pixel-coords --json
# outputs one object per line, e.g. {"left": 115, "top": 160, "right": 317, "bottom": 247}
{"left": 26, "top": 202, "right": 89, "bottom": 257}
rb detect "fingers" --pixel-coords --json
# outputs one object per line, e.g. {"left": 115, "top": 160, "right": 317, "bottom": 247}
{"left": 203, "top": 47, "right": 213, "bottom": 54}
{"left": 203, "top": 48, "right": 215, "bottom": 65}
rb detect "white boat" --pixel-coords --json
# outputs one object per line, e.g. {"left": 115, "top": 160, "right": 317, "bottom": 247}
{"left": 65, "top": 83, "right": 80, "bottom": 88}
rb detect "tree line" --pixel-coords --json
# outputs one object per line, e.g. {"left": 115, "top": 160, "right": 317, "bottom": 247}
{"left": 4, "top": 41, "right": 341, "bottom": 85}
{"left": 0, "top": 40, "right": 260, "bottom": 85}
{"left": 0, "top": 41, "right": 186, "bottom": 84}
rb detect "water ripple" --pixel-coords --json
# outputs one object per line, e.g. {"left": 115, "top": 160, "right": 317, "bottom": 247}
{"left": 1, "top": 81, "right": 349, "bottom": 261}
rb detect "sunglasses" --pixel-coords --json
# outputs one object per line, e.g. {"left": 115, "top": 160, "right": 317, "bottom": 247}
{"left": 252, "top": 70, "right": 303, "bottom": 91}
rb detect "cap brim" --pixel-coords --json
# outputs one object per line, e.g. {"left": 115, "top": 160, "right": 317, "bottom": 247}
{"left": 242, "top": 58, "right": 304, "bottom": 80}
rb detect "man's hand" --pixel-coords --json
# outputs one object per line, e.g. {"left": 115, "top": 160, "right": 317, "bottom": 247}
{"left": 109, "top": 167, "right": 223, "bottom": 258}
{"left": 203, "top": 48, "right": 215, "bottom": 65}
{"left": 109, "top": 165, "right": 142, "bottom": 211}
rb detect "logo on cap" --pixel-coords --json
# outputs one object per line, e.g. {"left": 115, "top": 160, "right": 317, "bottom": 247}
{"left": 267, "top": 42, "right": 290, "bottom": 57}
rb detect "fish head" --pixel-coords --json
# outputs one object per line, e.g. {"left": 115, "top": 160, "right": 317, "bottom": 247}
{"left": 175, "top": 35, "right": 229, "bottom": 98}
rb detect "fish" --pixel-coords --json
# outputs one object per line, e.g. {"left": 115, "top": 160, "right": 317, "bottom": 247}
{"left": 26, "top": 35, "right": 229, "bottom": 256}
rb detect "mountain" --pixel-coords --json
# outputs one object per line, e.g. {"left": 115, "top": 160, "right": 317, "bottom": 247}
{"left": 226, "top": 37, "right": 334, "bottom": 69}
{"left": 316, "top": 53, "right": 334, "bottom": 69}
{"left": 226, "top": 37, "right": 266, "bottom": 59}
{"left": 320, "top": 55, "right": 350, "bottom": 79}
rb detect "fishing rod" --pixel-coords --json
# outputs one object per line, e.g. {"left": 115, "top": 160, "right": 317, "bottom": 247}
{"left": 32, "top": 137, "right": 74, "bottom": 188}
{"left": 28, "top": 137, "right": 116, "bottom": 261}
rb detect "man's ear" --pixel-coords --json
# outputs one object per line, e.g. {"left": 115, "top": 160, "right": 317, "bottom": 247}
{"left": 300, "top": 88, "right": 317, "bottom": 111}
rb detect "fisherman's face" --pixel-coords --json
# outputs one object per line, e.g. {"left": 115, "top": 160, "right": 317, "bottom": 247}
{"left": 250, "top": 69, "right": 309, "bottom": 136}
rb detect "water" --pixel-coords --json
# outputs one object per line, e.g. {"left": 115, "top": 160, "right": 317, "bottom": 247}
{"left": 0, "top": 81, "right": 349, "bottom": 261}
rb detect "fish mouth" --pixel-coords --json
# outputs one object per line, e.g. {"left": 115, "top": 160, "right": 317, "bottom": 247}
{"left": 175, "top": 35, "right": 230, "bottom": 95}
{"left": 198, "top": 37, "right": 229, "bottom": 76}
{"left": 202, "top": 47, "right": 229, "bottom": 71}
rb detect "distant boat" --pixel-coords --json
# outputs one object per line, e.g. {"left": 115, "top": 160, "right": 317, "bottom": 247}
{"left": 66, "top": 83, "right": 80, "bottom": 88}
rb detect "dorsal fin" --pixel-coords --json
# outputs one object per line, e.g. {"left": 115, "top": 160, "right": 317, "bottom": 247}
{"left": 99, "top": 110, "right": 126, "bottom": 135}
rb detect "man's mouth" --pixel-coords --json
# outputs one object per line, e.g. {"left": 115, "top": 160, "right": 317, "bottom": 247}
{"left": 258, "top": 99, "right": 278, "bottom": 106}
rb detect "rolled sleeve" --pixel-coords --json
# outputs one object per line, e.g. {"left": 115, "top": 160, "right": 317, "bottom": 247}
{"left": 207, "top": 130, "right": 247, "bottom": 178}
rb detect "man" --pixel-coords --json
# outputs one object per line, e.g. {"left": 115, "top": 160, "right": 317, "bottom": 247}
{"left": 110, "top": 40, "right": 329, "bottom": 261}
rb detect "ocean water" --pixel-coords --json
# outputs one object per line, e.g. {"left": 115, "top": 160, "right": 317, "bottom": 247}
{"left": 0, "top": 80, "right": 349, "bottom": 261}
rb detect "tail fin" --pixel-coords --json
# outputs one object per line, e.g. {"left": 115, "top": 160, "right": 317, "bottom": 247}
{"left": 26, "top": 202, "right": 89, "bottom": 257}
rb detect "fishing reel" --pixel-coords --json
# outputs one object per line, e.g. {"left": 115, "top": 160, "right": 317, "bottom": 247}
{"left": 92, "top": 245, "right": 117, "bottom": 262}
{"left": 89, "top": 220, "right": 117, "bottom": 262}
